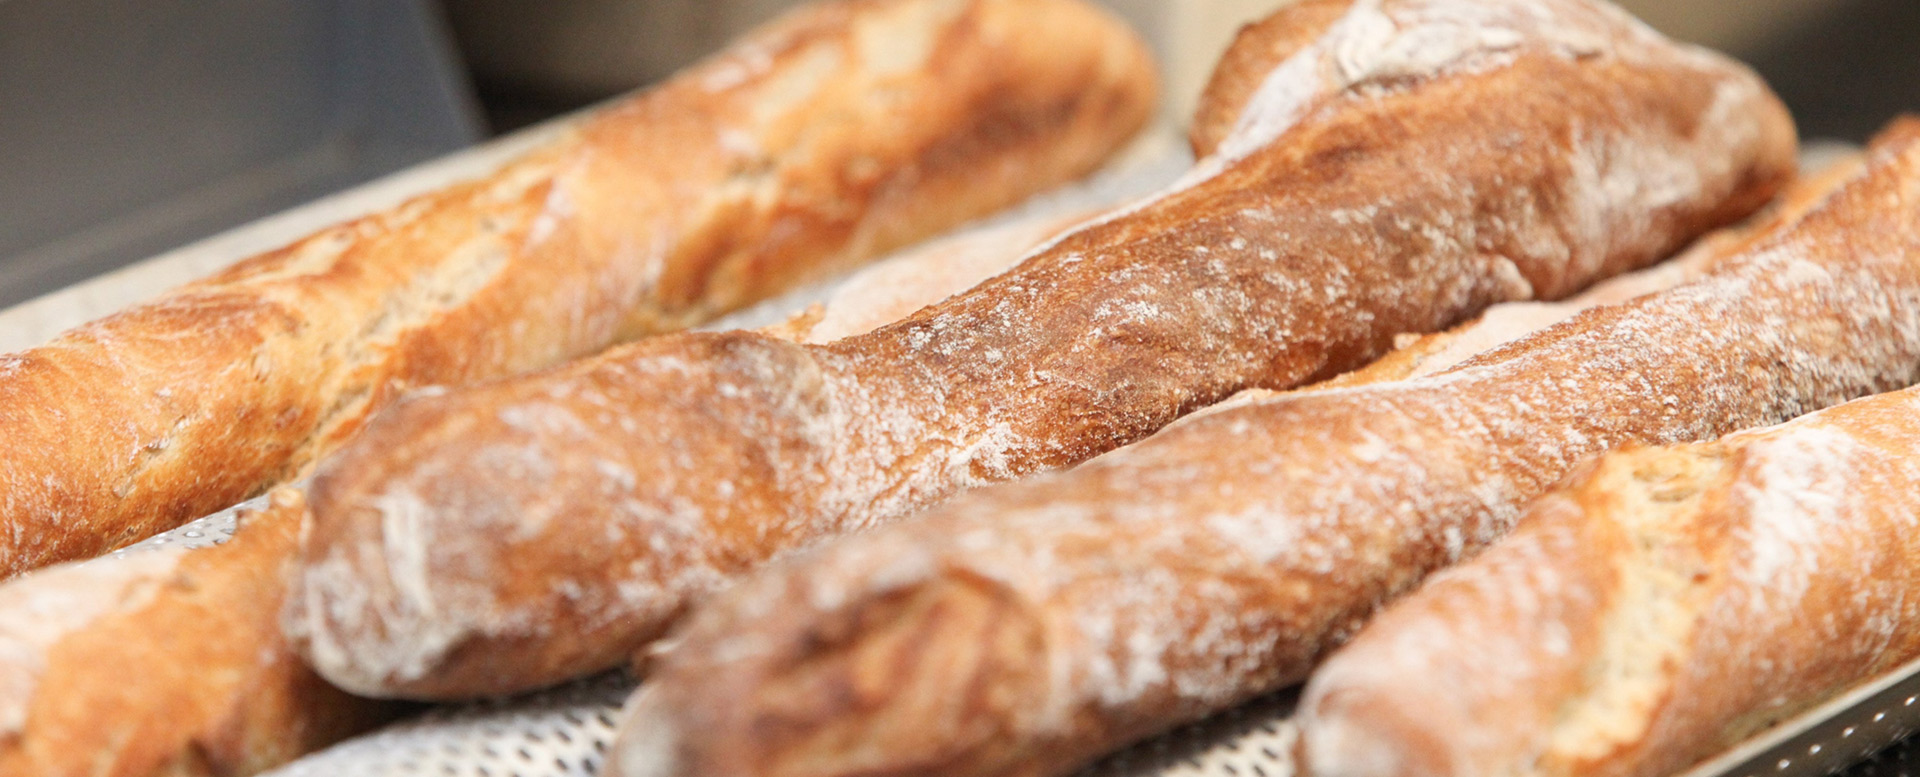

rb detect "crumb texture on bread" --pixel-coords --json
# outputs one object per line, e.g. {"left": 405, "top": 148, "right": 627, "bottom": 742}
{"left": 1303, "top": 353, "right": 1920, "bottom": 777}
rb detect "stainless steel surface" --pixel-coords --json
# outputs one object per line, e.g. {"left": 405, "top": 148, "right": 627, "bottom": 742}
{"left": 1844, "top": 734, "right": 1920, "bottom": 777}
{"left": 0, "top": 0, "right": 482, "bottom": 309}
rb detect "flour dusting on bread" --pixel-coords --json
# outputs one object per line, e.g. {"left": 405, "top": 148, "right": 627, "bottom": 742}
{"left": 0, "top": 550, "right": 181, "bottom": 735}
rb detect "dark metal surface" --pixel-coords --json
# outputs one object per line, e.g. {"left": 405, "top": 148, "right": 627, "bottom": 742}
{"left": 1843, "top": 735, "right": 1920, "bottom": 777}
{"left": 0, "top": 0, "right": 482, "bottom": 309}
{"left": 1676, "top": 652, "right": 1920, "bottom": 777}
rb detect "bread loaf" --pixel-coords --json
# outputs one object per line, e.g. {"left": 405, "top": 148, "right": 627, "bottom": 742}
{"left": 1294, "top": 147, "right": 1920, "bottom": 777}
{"left": 0, "top": 492, "right": 404, "bottom": 777}
{"left": 0, "top": 175, "right": 1146, "bottom": 777}
{"left": 283, "top": 0, "right": 1795, "bottom": 701}
{"left": 0, "top": 0, "right": 1158, "bottom": 576}
{"left": 1301, "top": 149, "right": 1861, "bottom": 392}
{"left": 1297, "top": 390, "right": 1920, "bottom": 777}
{"left": 610, "top": 118, "right": 1920, "bottom": 777}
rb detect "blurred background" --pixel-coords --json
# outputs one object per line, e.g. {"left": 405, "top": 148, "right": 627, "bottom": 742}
{"left": 1, "top": 0, "right": 1914, "bottom": 309}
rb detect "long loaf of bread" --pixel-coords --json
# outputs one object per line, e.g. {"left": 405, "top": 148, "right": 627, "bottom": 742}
{"left": 0, "top": 0, "right": 1158, "bottom": 576}
{"left": 283, "top": 0, "right": 1794, "bottom": 701}
{"left": 0, "top": 493, "right": 402, "bottom": 777}
{"left": 1265, "top": 150, "right": 1859, "bottom": 397}
{"left": 0, "top": 194, "right": 1138, "bottom": 777}
{"left": 1296, "top": 157, "right": 1920, "bottom": 777}
{"left": 1297, "top": 396, "right": 1920, "bottom": 777}
{"left": 608, "top": 118, "right": 1920, "bottom": 777}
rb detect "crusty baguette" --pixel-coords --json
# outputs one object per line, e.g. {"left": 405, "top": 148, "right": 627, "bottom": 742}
{"left": 1185, "top": 0, "right": 1359, "bottom": 160}
{"left": 0, "top": 188, "right": 1136, "bottom": 777}
{"left": 1295, "top": 400, "right": 1920, "bottom": 777}
{"left": 1295, "top": 170, "right": 1920, "bottom": 777}
{"left": 0, "top": 0, "right": 1158, "bottom": 577}
{"left": 1296, "top": 395, "right": 1920, "bottom": 777}
{"left": 1301, "top": 148, "right": 1863, "bottom": 392}
{"left": 1213, "top": 257, "right": 1699, "bottom": 409}
{"left": 283, "top": 0, "right": 1795, "bottom": 701}
{"left": 0, "top": 492, "right": 404, "bottom": 777}
{"left": 607, "top": 118, "right": 1920, "bottom": 777}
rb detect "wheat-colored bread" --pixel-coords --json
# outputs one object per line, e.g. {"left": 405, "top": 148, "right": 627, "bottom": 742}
{"left": 283, "top": 0, "right": 1794, "bottom": 701}
{"left": 1293, "top": 142, "right": 1919, "bottom": 777}
{"left": 0, "top": 0, "right": 1157, "bottom": 577}
{"left": 0, "top": 184, "right": 1138, "bottom": 777}
{"left": 1299, "top": 371, "right": 1920, "bottom": 777}
{"left": 607, "top": 119, "right": 1920, "bottom": 777}
{"left": 0, "top": 492, "right": 402, "bottom": 777}
{"left": 1301, "top": 149, "right": 1862, "bottom": 392}
{"left": 1186, "top": 0, "right": 1356, "bottom": 159}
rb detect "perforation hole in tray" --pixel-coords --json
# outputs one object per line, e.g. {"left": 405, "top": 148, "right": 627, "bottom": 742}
{"left": 1840, "top": 733, "right": 1920, "bottom": 777}
{"left": 102, "top": 493, "right": 256, "bottom": 560}
{"left": 1725, "top": 686, "right": 1920, "bottom": 777}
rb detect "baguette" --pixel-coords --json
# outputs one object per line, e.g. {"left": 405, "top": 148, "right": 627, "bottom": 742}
{"left": 0, "top": 189, "right": 1138, "bottom": 777}
{"left": 1191, "top": 148, "right": 1853, "bottom": 422}
{"left": 284, "top": 0, "right": 1795, "bottom": 701}
{"left": 608, "top": 118, "right": 1920, "bottom": 777}
{"left": 1296, "top": 174, "right": 1920, "bottom": 777}
{"left": 0, "top": 492, "right": 405, "bottom": 777}
{"left": 1296, "top": 396, "right": 1920, "bottom": 777}
{"left": 0, "top": 0, "right": 1158, "bottom": 576}
{"left": 1301, "top": 148, "right": 1863, "bottom": 392}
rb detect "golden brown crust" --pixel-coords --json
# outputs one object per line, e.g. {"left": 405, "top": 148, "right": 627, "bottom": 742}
{"left": 770, "top": 208, "right": 1105, "bottom": 345}
{"left": 0, "top": 129, "right": 1143, "bottom": 777}
{"left": 1305, "top": 151, "right": 1861, "bottom": 391}
{"left": 0, "top": 0, "right": 1158, "bottom": 576}
{"left": 288, "top": 0, "right": 1793, "bottom": 702}
{"left": 1301, "top": 359, "right": 1920, "bottom": 777}
{"left": 610, "top": 122, "right": 1920, "bottom": 777}
{"left": 0, "top": 491, "right": 405, "bottom": 777}
{"left": 1296, "top": 135, "right": 1920, "bottom": 777}
{"left": 1188, "top": 0, "right": 1355, "bottom": 158}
